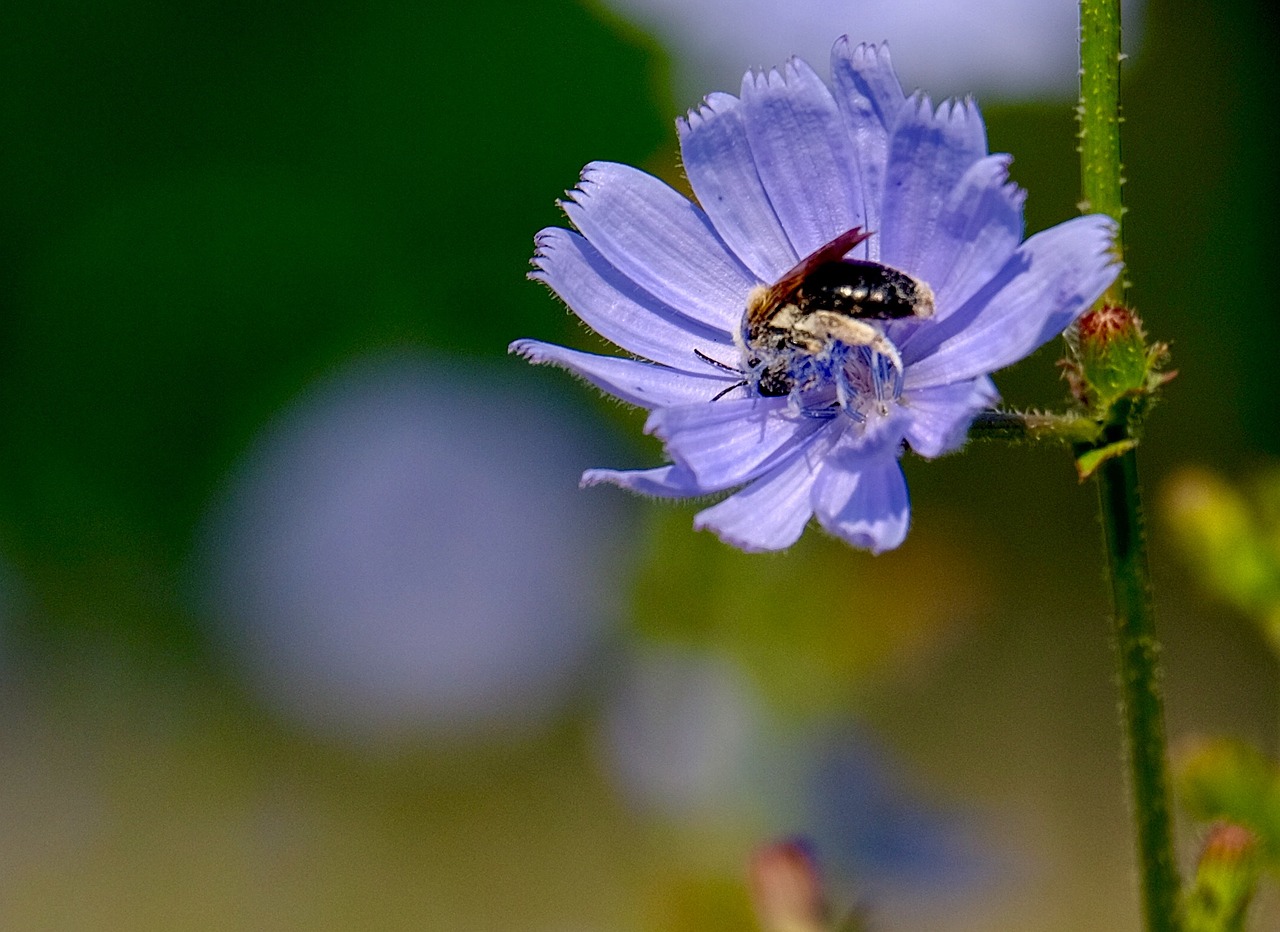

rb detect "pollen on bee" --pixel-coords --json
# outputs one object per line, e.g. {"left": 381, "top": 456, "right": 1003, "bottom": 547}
{"left": 745, "top": 284, "right": 771, "bottom": 317}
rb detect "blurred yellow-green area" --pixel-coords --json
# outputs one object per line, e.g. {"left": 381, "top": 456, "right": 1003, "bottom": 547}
{"left": 1165, "top": 467, "right": 1280, "bottom": 653}
{"left": 1167, "top": 465, "right": 1280, "bottom": 926}
{"left": 0, "top": 0, "right": 1278, "bottom": 929}
{"left": 1179, "top": 739, "right": 1280, "bottom": 872}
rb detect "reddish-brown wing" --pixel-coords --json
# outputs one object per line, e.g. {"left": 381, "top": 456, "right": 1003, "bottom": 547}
{"left": 745, "top": 227, "right": 875, "bottom": 329}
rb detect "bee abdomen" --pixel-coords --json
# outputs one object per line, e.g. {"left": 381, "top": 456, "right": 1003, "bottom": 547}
{"left": 794, "top": 260, "right": 934, "bottom": 320}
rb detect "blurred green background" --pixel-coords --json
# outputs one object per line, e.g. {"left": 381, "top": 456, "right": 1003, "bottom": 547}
{"left": 0, "top": 0, "right": 1277, "bottom": 928}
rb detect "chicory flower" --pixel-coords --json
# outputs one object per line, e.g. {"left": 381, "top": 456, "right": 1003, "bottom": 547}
{"left": 512, "top": 38, "right": 1119, "bottom": 553}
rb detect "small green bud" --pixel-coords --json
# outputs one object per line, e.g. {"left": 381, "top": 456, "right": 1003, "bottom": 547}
{"left": 1067, "top": 303, "right": 1170, "bottom": 415}
{"left": 1177, "top": 738, "right": 1280, "bottom": 870}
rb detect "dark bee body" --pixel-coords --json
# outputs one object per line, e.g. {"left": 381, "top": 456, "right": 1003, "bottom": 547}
{"left": 736, "top": 228, "right": 935, "bottom": 397}
{"left": 790, "top": 260, "right": 932, "bottom": 322}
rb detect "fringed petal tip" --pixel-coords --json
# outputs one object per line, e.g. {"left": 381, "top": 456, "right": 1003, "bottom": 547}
{"left": 550, "top": 163, "right": 612, "bottom": 228}
{"left": 955, "top": 152, "right": 1027, "bottom": 217}
{"left": 678, "top": 91, "right": 738, "bottom": 137}
{"left": 558, "top": 162, "right": 607, "bottom": 208}
{"left": 641, "top": 408, "right": 664, "bottom": 439}
{"left": 581, "top": 464, "right": 707, "bottom": 499}
{"left": 740, "top": 56, "right": 817, "bottom": 95}
{"left": 511, "top": 340, "right": 739, "bottom": 410}
{"left": 529, "top": 228, "right": 561, "bottom": 276}
{"left": 898, "top": 91, "right": 987, "bottom": 132}
{"left": 580, "top": 467, "right": 621, "bottom": 490}
{"left": 832, "top": 36, "right": 893, "bottom": 65}
{"left": 1071, "top": 213, "right": 1126, "bottom": 292}
{"left": 905, "top": 213, "right": 1123, "bottom": 387}
{"left": 944, "top": 96, "right": 980, "bottom": 124}
{"left": 1093, "top": 215, "right": 1123, "bottom": 257}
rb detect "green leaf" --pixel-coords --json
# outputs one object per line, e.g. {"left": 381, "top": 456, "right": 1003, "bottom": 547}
{"left": 1075, "top": 438, "right": 1138, "bottom": 480}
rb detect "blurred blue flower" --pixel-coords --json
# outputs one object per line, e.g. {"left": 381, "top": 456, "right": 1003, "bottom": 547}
{"left": 804, "top": 726, "right": 989, "bottom": 892}
{"left": 197, "top": 354, "right": 634, "bottom": 747}
{"left": 599, "top": 645, "right": 768, "bottom": 819}
{"left": 513, "top": 39, "right": 1119, "bottom": 553}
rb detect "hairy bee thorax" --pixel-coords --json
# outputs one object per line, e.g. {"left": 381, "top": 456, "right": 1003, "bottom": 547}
{"left": 734, "top": 228, "right": 936, "bottom": 410}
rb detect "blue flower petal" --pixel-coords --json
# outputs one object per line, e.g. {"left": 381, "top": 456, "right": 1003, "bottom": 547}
{"left": 510, "top": 340, "right": 738, "bottom": 410}
{"left": 879, "top": 95, "right": 989, "bottom": 278}
{"left": 646, "top": 397, "right": 825, "bottom": 489}
{"left": 918, "top": 155, "right": 1025, "bottom": 313}
{"left": 693, "top": 444, "right": 827, "bottom": 552}
{"left": 561, "top": 162, "right": 755, "bottom": 334}
{"left": 812, "top": 448, "right": 911, "bottom": 554}
{"left": 901, "top": 376, "right": 999, "bottom": 458}
{"left": 904, "top": 215, "right": 1120, "bottom": 388}
{"left": 531, "top": 227, "right": 737, "bottom": 372}
{"left": 830, "top": 39, "right": 907, "bottom": 259}
{"left": 581, "top": 463, "right": 710, "bottom": 498}
{"left": 831, "top": 39, "right": 906, "bottom": 136}
{"left": 679, "top": 92, "right": 799, "bottom": 282}
{"left": 740, "top": 58, "right": 865, "bottom": 259}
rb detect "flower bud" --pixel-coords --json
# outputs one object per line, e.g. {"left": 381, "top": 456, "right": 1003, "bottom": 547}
{"left": 1184, "top": 822, "right": 1260, "bottom": 932}
{"left": 749, "top": 840, "right": 830, "bottom": 932}
{"left": 1069, "top": 303, "right": 1166, "bottom": 412}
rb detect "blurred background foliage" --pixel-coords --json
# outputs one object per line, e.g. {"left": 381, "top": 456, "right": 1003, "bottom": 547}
{"left": 0, "top": 0, "right": 1277, "bottom": 929}
{"left": 1165, "top": 466, "right": 1280, "bottom": 654}
{"left": 1166, "top": 463, "right": 1280, "bottom": 925}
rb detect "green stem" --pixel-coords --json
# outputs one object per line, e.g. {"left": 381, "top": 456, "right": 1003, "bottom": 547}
{"left": 968, "top": 410, "right": 1101, "bottom": 446}
{"left": 1079, "top": 2, "right": 1181, "bottom": 927}
{"left": 1079, "top": 0, "right": 1126, "bottom": 304}
{"left": 1094, "top": 435, "right": 1182, "bottom": 931}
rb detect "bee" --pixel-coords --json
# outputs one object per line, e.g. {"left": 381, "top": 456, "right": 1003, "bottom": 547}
{"left": 732, "top": 227, "right": 936, "bottom": 398}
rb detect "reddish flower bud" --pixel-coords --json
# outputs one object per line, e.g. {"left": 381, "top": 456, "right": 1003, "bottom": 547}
{"left": 1065, "top": 303, "right": 1171, "bottom": 414}
{"left": 1184, "top": 822, "right": 1260, "bottom": 931}
{"left": 749, "top": 840, "right": 830, "bottom": 932}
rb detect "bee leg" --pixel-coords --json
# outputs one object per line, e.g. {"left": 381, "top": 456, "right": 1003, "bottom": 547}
{"left": 834, "top": 361, "right": 853, "bottom": 412}
{"left": 800, "top": 312, "right": 903, "bottom": 374}
{"left": 800, "top": 405, "right": 840, "bottom": 420}
{"left": 833, "top": 359, "right": 869, "bottom": 422}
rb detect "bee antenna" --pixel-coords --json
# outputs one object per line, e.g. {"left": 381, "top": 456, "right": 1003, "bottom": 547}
{"left": 711, "top": 380, "right": 747, "bottom": 402}
{"left": 693, "top": 348, "right": 741, "bottom": 374}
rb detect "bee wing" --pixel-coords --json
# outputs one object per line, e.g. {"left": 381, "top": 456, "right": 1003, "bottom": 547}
{"left": 746, "top": 227, "right": 874, "bottom": 328}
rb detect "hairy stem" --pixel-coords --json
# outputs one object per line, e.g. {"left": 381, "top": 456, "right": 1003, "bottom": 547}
{"left": 1093, "top": 431, "right": 1182, "bottom": 931}
{"left": 1079, "top": 0, "right": 1126, "bottom": 303}
{"left": 1079, "top": 1, "right": 1182, "bottom": 929}
{"left": 968, "top": 410, "right": 1101, "bottom": 446}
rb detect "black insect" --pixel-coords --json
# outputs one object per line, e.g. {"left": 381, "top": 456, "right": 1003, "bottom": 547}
{"left": 739, "top": 227, "right": 935, "bottom": 396}
{"left": 698, "top": 228, "right": 935, "bottom": 402}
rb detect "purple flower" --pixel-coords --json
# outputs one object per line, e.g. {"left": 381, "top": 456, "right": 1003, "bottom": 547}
{"left": 511, "top": 39, "right": 1120, "bottom": 554}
